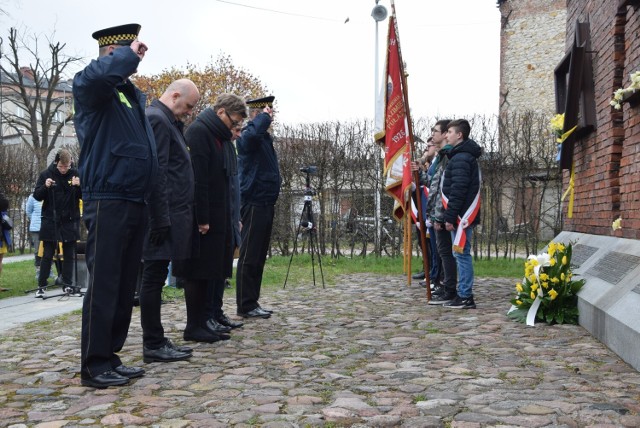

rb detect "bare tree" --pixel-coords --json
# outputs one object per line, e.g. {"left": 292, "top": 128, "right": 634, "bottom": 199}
{"left": 0, "top": 143, "right": 39, "bottom": 252}
{"left": 0, "top": 27, "right": 81, "bottom": 169}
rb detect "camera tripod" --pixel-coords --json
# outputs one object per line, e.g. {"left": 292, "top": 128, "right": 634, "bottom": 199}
{"left": 283, "top": 169, "right": 325, "bottom": 289}
{"left": 41, "top": 244, "right": 84, "bottom": 300}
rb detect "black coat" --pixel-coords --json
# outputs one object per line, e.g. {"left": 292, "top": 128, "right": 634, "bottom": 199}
{"left": 442, "top": 138, "right": 482, "bottom": 226}
{"left": 33, "top": 163, "right": 82, "bottom": 242}
{"left": 173, "top": 108, "right": 232, "bottom": 280}
{"left": 143, "top": 100, "right": 195, "bottom": 261}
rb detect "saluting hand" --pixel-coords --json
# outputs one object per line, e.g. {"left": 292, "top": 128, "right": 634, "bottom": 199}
{"left": 130, "top": 40, "right": 148, "bottom": 61}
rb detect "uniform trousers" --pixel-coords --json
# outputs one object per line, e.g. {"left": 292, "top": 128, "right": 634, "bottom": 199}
{"left": 80, "top": 199, "right": 147, "bottom": 378}
{"left": 236, "top": 203, "right": 274, "bottom": 313}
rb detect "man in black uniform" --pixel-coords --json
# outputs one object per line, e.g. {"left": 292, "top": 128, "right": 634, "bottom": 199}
{"left": 140, "top": 79, "right": 200, "bottom": 363}
{"left": 236, "top": 96, "right": 280, "bottom": 319}
{"left": 73, "top": 24, "right": 158, "bottom": 388}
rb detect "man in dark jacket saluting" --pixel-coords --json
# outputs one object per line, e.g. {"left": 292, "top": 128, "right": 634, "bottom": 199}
{"left": 441, "top": 119, "right": 482, "bottom": 310}
{"left": 73, "top": 24, "right": 158, "bottom": 388}
{"left": 140, "top": 79, "right": 199, "bottom": 363}
{"left": 236, "top": 96, "right": 280, "bottom": 319}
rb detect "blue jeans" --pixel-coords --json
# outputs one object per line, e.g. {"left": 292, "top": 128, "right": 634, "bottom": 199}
{"left": 451, "top": 226, "right": 474, "bottom": 298}
{"left": 428, "top": 226, "right": 441, "bottom": 284}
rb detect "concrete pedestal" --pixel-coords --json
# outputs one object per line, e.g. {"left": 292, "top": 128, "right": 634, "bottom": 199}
{"left": 554, "top": 231, "right": 640, "bottom": 371}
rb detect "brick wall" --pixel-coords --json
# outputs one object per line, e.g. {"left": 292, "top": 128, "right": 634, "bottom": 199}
{"left": 499, "top": 0, "right": 566, "bottom": 115}
{"left": 564, "top": 0, "right": 640, "bottom": 239}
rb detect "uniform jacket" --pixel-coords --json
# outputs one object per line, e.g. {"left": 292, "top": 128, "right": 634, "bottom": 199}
{"left": 33, "top": 163, "right": 82, "bottom": 242}
{"left": 237, "top": 112, "right": 281, "bottom": 206}
{"left": 25, "top": 194, "right": 42, "bottom": 233}
{"left": 442, "top": 138, "right": 482, "bottom": 226}
{"left": 72, "top": 47, "right": 158, "bottom": 203}
{"left": 143, "top": 99, "right": 195, "bottom": 261}
{"left": 173, "top": 108, "right": 232, "bottom": 280}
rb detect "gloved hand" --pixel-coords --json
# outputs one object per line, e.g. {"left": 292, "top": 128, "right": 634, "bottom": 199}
{"left": 149, "top": 226, "right": 170, "bottom": 246}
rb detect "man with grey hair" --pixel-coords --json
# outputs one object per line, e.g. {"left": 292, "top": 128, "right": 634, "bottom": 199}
{"left": 173, "top": 93, "right": 248, "bottom": 342}
{"left": 140, "top": 79, "right": 200, "bottom": 363}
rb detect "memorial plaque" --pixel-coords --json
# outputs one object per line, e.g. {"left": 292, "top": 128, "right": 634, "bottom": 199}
{"left": 586, "top": 252, "right": 640, "bottom": 285}
{"left": 571, "top": 244, "right": 598, "bottom": 268}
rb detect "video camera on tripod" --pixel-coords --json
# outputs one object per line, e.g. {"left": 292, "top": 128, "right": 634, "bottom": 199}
{"left": 283, "top": 164, "right": 325, "bottom": 288}
{"left": 299, "top": 165, "right": 318, "bottom": 201}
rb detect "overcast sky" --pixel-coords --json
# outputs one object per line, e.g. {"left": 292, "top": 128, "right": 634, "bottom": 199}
{"left": 1, "top": 0, "right": 501, "bottom": 124}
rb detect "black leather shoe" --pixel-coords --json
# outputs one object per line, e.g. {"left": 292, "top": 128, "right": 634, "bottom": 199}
{"left": 258, "top": 305, "right": 274, "bottom": 314}
{"left": 217, "top": 313, "right": 244, "bottom": 329}
{"left": 412, "top": 271, "right": 425, "bottom": 280}
{"left": 166, "top": 339, "right": 192, "bottom": 354}
{"left": 143, "top": 343, "right": 192, "bottom": 363}
{"left": 205, "top": 318, "right": 232, "bottom": 334}
{"left": 113, "top": 365, "right": 145, "bottom": 379}
{"left": 238, "top": 307, "right": 271, "bottom": 319}
{"left": 184, "top": 327, "right": 222, "bottom": 343}
{"left": 81, "top": 370, "right": 129, "bottom": 389}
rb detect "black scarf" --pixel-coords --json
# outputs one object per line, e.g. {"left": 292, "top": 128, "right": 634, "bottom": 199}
{"left": 195, "top": 108, "right": 236, "bottom": 177}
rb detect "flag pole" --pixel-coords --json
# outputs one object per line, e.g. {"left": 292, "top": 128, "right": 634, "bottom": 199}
{"left": 390, "top": 0, "right": 431, "bottom": 299}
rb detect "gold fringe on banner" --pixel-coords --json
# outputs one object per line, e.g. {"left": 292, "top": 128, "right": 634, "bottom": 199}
{"left": 404, "top": 213, "right": 411, "bottom": 285}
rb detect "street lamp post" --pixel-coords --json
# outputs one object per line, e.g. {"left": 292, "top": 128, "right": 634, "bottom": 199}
{"left": 372, "top": 1, "right": 388, "bottom": 254}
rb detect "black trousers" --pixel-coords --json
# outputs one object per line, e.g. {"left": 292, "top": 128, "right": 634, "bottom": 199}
{"left": 236, "top": 203, "right": 274, "bottom": 313}
{"left": 205, "top": 278, "right": 225, "bottom": 320}
{"left": 38, "top": 240, "right": 75, "bottom": 287}
{"left": 80, "top": 200, "right": 147, "bottom": 378}
{"left": 435, "top": 225, "right": 457, "bottom": 295}
{"left": 140, "top": 259, "right": 170, "bottom": 349}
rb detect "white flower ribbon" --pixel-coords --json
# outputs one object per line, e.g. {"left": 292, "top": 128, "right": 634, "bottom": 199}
{"left": 524, "top": 251, "right": 551, "bottom": 326}
{"left": 526, "top": 296, "right": 542, "bottom": 326}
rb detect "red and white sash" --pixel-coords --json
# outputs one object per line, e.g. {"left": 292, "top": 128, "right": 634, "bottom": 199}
{"left": 441, "top": 169, "right": 482, "bottom": 253}
{"left": 410, "top": 185, "right": 429, "bottom": 231}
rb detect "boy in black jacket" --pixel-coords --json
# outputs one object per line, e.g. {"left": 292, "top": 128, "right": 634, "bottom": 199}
{"left": 441, "top": 119, "right": 482, "bottom": 309}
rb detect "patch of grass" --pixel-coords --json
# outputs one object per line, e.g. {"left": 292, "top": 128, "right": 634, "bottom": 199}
{"left": 0, "top": 253, "right": 524, "bottom": 300}
{"left": 260, "top": 254, "right": 523, "bottom": 289}
{"left": 425, "top": 323, "right": 440, "bottom": 334}
{"left": 0, "top": 260, "right": 38, "bottom": 298}
{"left": 413, "top": 394, "right": 427, "bottom": 403}
{"left": 473, "top": 256, "right": 524, "bottom": 278}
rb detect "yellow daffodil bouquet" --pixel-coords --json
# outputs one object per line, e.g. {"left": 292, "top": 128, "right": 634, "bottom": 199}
{"left": 549, "top": 113, "right": 565, "bottom": 141}
{"left": 508, "top": 242, "right": 586, "bottom": 325}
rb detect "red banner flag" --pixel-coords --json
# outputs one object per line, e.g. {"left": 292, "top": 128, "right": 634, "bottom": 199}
{"left": 375, "top": 15, "right": 412, "bottom": 222}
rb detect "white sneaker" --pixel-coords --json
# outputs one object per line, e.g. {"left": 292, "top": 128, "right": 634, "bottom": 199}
{"left": 35, "top": 289, "right": 45, "bottom": 298}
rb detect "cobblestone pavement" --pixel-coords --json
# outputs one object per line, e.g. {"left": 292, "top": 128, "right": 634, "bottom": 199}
{"left": 1, "top": 275, "right": 640, "bottom": 427}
